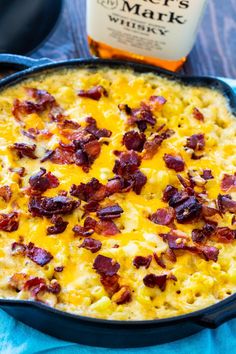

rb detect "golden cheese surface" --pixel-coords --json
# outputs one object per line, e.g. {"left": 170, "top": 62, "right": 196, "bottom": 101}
{"left": 0, "top": 66, "right": 236, "bottom": 320}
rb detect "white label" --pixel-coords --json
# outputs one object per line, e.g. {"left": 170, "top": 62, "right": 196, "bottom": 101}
{"left": 87, "top": 0, "right": 208, "bottom": 60}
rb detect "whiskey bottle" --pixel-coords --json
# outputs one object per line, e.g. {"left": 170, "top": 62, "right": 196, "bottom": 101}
{"left": 87, "top": 0, "right": 208, "bottom": 71}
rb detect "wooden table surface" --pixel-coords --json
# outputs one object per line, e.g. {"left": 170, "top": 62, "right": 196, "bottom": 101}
{"left": 32, "top": 0, "right": 235, "bottom": 79}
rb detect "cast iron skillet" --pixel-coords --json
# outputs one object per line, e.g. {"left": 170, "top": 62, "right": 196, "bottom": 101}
{"left": 0, "top": 54, "right": 236, "bottom": 348}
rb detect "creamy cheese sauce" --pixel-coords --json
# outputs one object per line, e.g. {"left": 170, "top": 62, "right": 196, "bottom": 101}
{"left": 0, "top": 67, "right": 235, "bottom": 320}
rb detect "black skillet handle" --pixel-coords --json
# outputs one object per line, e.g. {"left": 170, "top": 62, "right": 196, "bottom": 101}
{"left": 195, "top": 300, "right": 236, "bottom": 329}
{"left": 0, "top": 53, "right": 52, "bottom": 70}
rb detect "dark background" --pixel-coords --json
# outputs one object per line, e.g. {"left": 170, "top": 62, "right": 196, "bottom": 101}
{"left": 32, "top": 0, "right": 236, "bottom": 78}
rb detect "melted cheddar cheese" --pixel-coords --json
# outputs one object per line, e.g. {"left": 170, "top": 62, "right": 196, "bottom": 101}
{"left": 0, "top": 66, "right": 236, "bottom": 320}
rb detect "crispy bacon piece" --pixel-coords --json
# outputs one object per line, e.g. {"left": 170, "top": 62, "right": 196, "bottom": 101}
{"left": 175, "top": 196, "right": 202, "bottom": 223}
{"left": 133, "top": 255, "right": 152, "bottom": 269}
{"left": 83, "top": 200, "right": 100, "bottom": 213}
{"left": 47, "top": 215, "right": 68, "bottom": 235}
{"left": 131, "top": 170, "right": 147, "bottom": 195}
{"left": 113, "top": 286, "right": 132, "bottom": 305}
{"left": 73, "top": 216, "right": 120, "bottom": 237}
{"left": 100, "top": 274, "right": 120, "bottom": 296}
{"left": 24, "top": 277, "right": 47, "bottom": 296}
{"left": 93, "top": 255, "right": 120, "bottom": 276}
{"left": 128, "top": 102, "right": 156, "bottom": 132}
{"left": 191, "top": 223, "right": 216, "bottom": 243}
{"left": 153, "top": 253, "right": 166, "bottom": 268}
{"left": 122, "top": 130, "right": 146, "bottom": 152}
{"left": 118, "top": 103, "right": 132, "bottom": 115}
{"left": 193, "top": 107, "right": 204, "bottom": 121}
{"left": 29, "top": 168, "right": 59, "bottom": 194}
{"left": 77, "top": 85, "right": 108, "bottom": 100}
{"left": 85, "top": 117, "right": 112, "bottom": 139}
{"left": 26, "top": 242, "right": 53, "bottom": 266}
{"left": 162, "top": 185, "right": 178, "bottom": 202}
{"left": 113, "top": 151, "right": 141, "bottom": 177}
{"left": 106, "top": 177, "right": 125, "bottom": 195}
{"left": 9, "top": 272, "right": 29, "bottom": 291}
{"left": 143, "top": 274, "right": 167, "bottom": 291}
{"left": 168, "top": 190, "right": 189, "bottom": 208}
{"left": 22, "top": 128, "right": 53, "bottom": 141}
{"left": 0, "top": 212, "right": 19, "bottom": 232}
{"left": 12, "top": 88, "right": 61, "bottom": 121}
{"left": 201, "top": 169, "right": 214, "bottom": 180}
{"left": 29, "top": 195, "right": 78, "bottom": 218}
{"left": 40, "top": 149, "right": 55, "bottom": 163}
{"left": 11, "top": 143, "right": 37, "bottom": 159}
{"left": 59, "top": 119, "right": 81, "bottom": 130}
{"left": 95, "top": 220, "right": 120, "bottom": 236}
{"left": 149, "top": 207, "right": 175, "bottom": 226}
{"left": 79, "top": 237, "right": 102, "bottom": 253}
{"left": 112, "top": 151, "right": 147, "bottom": 195}
{"left": 11, "top": 242, "right": 27, "bottom": 255}
{"left": 202, "top": 205, "right": 219, "bottom": 217}
{"left": 221, "top": 174, "right": 236, "bottom": 192}
{"left": 213, "top": 227, "right": 236, "bottom": 243}
{"left": 70, "top": 178, "right": 107, "bottom": 202}
{"left": 50, "top": 133, "right": 102, "bottom": 172}
{"left": 217, "top": 194, "right": 236, "bottom": 214}
{"left": 97, "top": 204, "right": 123, "bottom": 220}
{"left": 161, "top": 232, "right": 219, "bottom": 262}
{"left": 186, "top": 134, "right": 205, "bottom": 151}
{"left": 163, "top": 154, "right": 185, "bottom": 172}
{"left": 143, "top": 129, "right": 174, "bottom": 160}
{"left": 73, "top": 224, "right": 95, "bottom": 237}
{"left": 0, "top": 185, "right": 12, "bottom": 202}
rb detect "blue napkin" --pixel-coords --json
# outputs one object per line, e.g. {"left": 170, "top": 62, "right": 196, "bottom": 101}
{"left": 0, "top": 77, "right": 235, "bottom": 354}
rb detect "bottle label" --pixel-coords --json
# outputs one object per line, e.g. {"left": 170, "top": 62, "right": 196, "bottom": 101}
{"left": 87, "top": 0, "right": 207, "bottom": 60}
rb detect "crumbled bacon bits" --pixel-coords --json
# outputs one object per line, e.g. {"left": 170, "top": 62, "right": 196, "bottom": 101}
{"left": 221, "top": 174, "right": 236, "bottom": 192}
{"left": 29, "top": 168, "right": 59, "bottom": 194}
{"left": 29, "top": 195, "right": 79, "bottom": 218}
{"left": 0, "top": 185, "right": 12, "bottom": 202}
{"left": 96, "top": 204, "right": 123, "bottom": 220}
{"left": 0, "top": 212, "right": 19, "bottom": 232}
{"left": 143, "top": 129, "right": 174, "bottom": 160}
{"left": 113, "top": 151, "right": 147, "bottom": 195}
{"left": 175, "top": 196, "right": 202, "bottom": 223}
{"left": 133, "top": 255, "right": 152, "bottom": 269}
{"left": 12, "top": 88, "right": 64, "bottom": 122}
{"left": 50, "top": 116, "right": 110, "bottom": 172}
{"left": 122, "top": 130, "right": 146, "bottom": 152}
{"left": 201, "top": 169, "right": 214, "bottom": 180}
{"left": 213, "top": 227, "right": 236, "bottom": 243}
{"left": 193, "top": 107, "right": 204, "bottom": 121}
{"left": 93, "top": 255, "right": 120, "bottom": 276}
{"left": 186, "top": 134, "right": 205, "bottom": 151}
{"left": 100, "top": 274, "right": 120, "bottom": 296}
{"left": 11, "top": 241, "right": 53, "bottom": 266}
{"left": 143, "top": 274, "right": 167, "bottom": 291}
{"left": 85, "top": 117, "right": 111, "bottom": 139}
{"left": 77, "top": 85, "right": 108, "bottom": 100}
{"left": 70, "top": 178, "right": 107, "bottom": 202}
{"left": 79, "top": 237, "right": 102, "bottom": 253}
{"left": 149, "top": 207, "right": 175, "bottom": 226}
{"left": 112, "top": 285, "right": 132, "bottom": 305}
{"left": 47, "top": 215, "right": 68, "bottom": 235}
{"left": 11, "top": 143, "right": 37, "bottom": 159}
{"left": 217, "top": 194, "right": 236, "bottom": 214}
{"left": 161, "top": 231, "right": 219, "bottom": 262}
{"left": 163, "top": 154, "right": 185, "bottom": 172}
